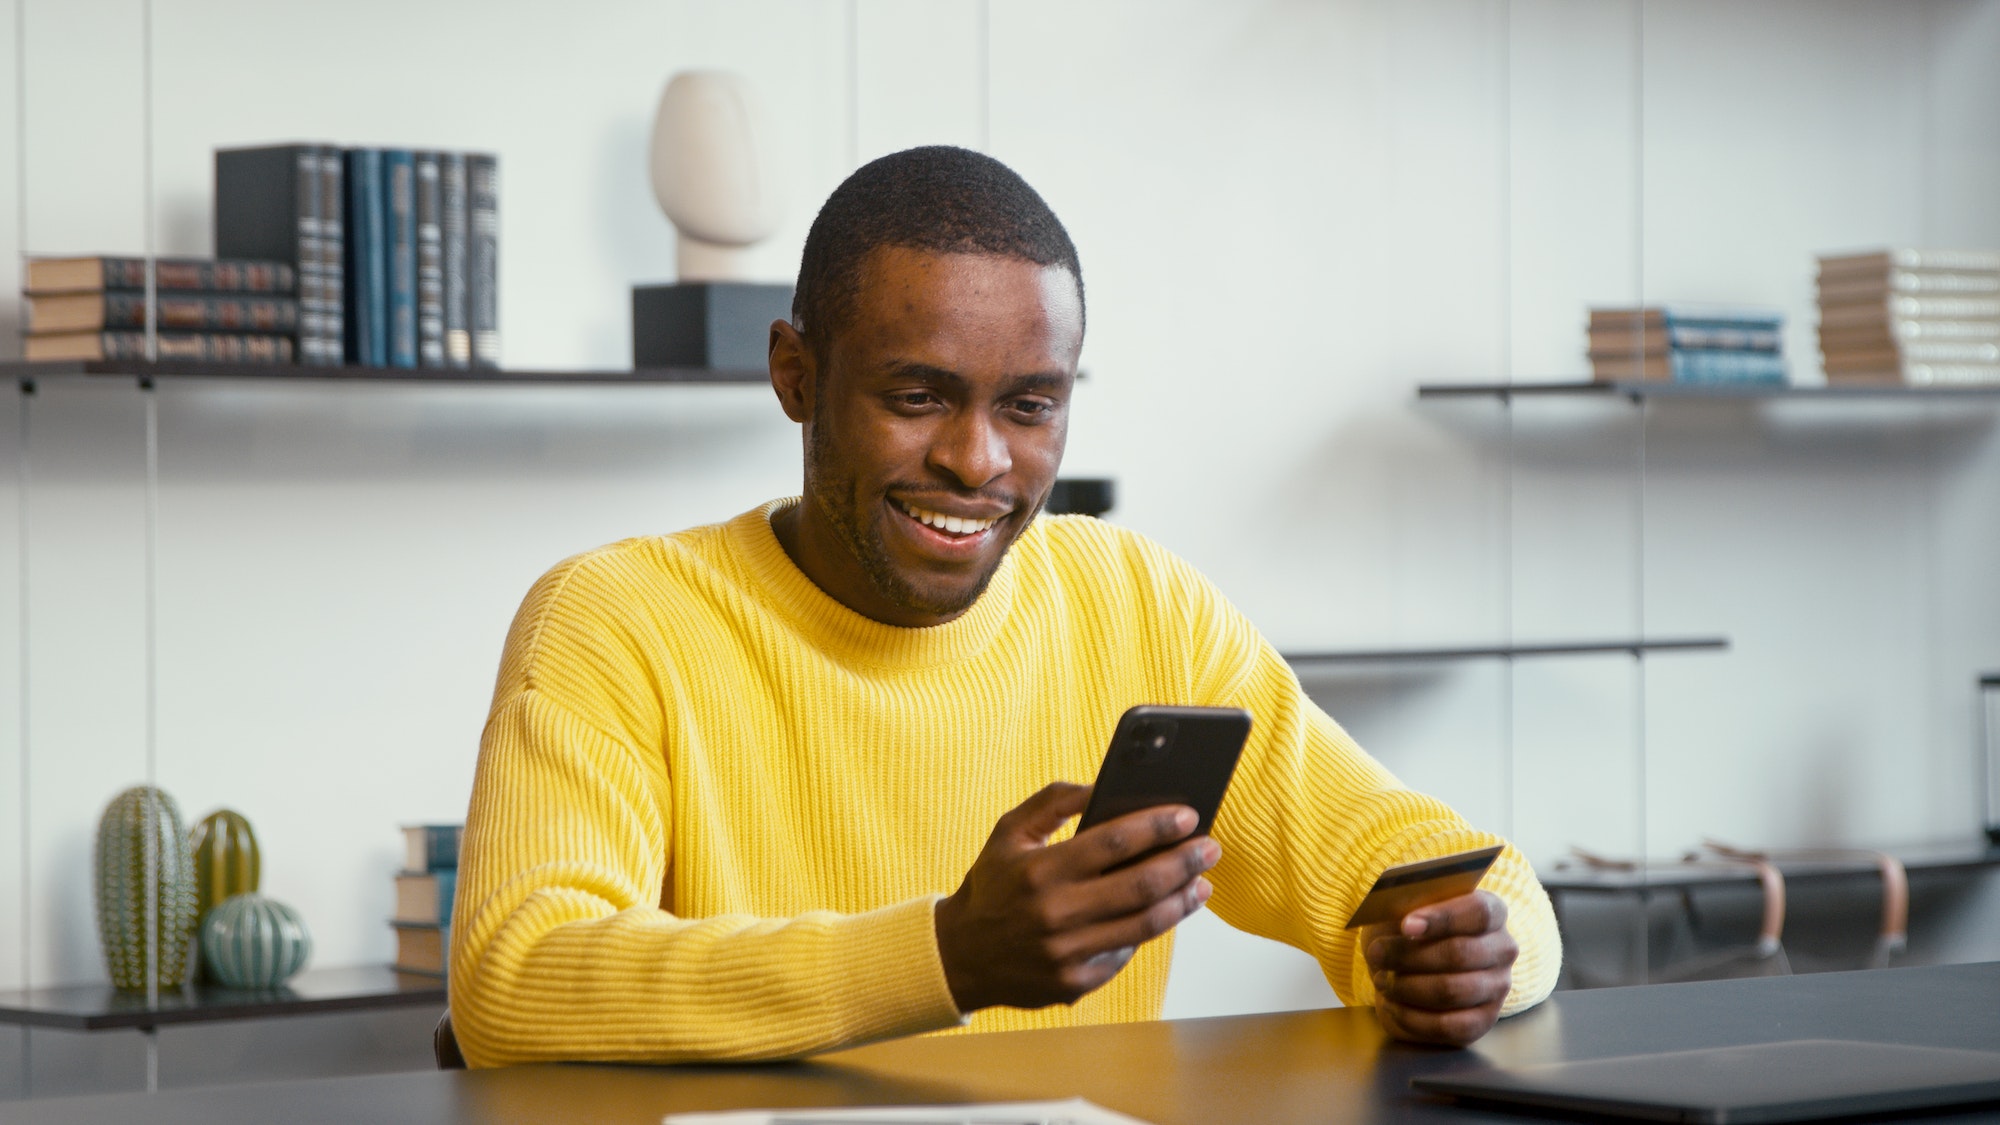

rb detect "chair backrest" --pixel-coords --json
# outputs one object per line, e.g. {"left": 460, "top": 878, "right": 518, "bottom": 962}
{"left": 434, "top": 1009, "right": 467, "bottom": 1069}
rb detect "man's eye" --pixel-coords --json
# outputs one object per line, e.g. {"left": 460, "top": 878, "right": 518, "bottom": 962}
{"left": 890, "top": 392, "right": 939, "bottom": 410}
{"left": 1009, "top": 399, "right": 1058, "bottom": 421}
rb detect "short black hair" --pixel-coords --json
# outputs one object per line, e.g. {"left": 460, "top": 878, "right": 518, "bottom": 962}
{"left": 792, "top": 145, "right": 1084, "bottom": 350}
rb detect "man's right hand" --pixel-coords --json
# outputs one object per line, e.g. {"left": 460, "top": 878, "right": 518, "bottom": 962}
{"left": 933, "top": 781, "right": 1220, "bottom": 1014}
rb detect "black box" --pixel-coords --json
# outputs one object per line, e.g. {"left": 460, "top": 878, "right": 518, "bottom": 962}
{"left": 632, "top": 282, "right": 793, "bottom": 370}
{"left": 1047, "top": 478, "right": 1116, "bottom": 517}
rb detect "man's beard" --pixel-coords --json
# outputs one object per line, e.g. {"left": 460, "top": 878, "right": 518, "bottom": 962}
{"left": 804, "top": 421, "right": 1018, "bottom": 622}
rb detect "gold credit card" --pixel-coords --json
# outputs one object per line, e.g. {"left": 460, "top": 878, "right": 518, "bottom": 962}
{"left": 1342, "top": 844, "right": 1504, "bottom": 929}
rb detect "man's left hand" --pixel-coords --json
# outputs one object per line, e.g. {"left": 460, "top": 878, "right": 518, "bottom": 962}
{"left": 1361, "top": 889, "right": 1517, "bottom": 1047}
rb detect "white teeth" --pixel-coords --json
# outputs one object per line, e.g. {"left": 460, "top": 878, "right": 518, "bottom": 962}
{"left": 899, "top": 500, "right": 997, "bottom": 535}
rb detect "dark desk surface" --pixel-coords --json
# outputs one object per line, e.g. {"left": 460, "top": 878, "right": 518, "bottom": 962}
{"left": 0, "top": 965, "right": 446, "bottom": 1031}
{"left": 9, "top": 962, "right": 2000, "bottom": 1124}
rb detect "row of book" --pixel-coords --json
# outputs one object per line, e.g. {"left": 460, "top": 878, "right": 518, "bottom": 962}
{"left": 392, "top": 823, "right": 460, "bottom": 977}
{"left": 1587, "top": 306, "right": 1787, "bottom": 385}
{"left": 215, "top": 142, "right": 499, "bottom": 369}
{"left": 21, "top": 256, "right": 301, "bottom": 362}
{"left": 1816, "top": 249, "right": 2000, "bottom": 386}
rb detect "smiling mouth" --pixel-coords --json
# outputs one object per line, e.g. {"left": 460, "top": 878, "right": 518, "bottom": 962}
{"left": 895, "top": 498, "right": 1003, "bottom": 538}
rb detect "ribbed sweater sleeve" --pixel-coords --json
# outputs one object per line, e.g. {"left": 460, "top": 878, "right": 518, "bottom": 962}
{"left": 1153, "top": 545, "right": 1562, "bottom": 1018}
{"left": 448, "top": 552, "right": 965, "bottom": 1067}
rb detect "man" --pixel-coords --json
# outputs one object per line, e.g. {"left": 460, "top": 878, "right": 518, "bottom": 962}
{"left": 450, "top": 145, "right": 1559, "bottom": 1067}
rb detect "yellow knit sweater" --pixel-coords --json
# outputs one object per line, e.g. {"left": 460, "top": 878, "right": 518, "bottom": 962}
{"left": 450, "top": 500, "right": 1560, "bottom": 1067}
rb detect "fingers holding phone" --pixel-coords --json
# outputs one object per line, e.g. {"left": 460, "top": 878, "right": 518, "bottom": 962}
{"left": 933, "top": 783, "right": 1219, "bottom": 1014}
{"left": 933, "top": 705, "right": 1250, "bottom": 1015}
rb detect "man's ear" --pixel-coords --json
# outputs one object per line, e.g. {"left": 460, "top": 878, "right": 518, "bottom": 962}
{"left": 769, "top": 319, "right": 815, "bottom": 424}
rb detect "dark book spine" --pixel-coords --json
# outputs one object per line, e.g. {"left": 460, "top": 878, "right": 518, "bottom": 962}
{"left": 100, "top": 331, "right": 295, "bottom": 363}
{"left": 383, "top": 150, "right": 418, "bottom": 368}
{"left": 215, "top": 144, "right": 329, "bottom": 362}
{"left": 441, "top": 153, "right": 470, "bottom": 369}
{"left": 343, "top": 149, "right": 371, "bottom": 364}
{"left": 99, "top": 293, "right": 300, "bottom": 332}
{"left": 316, "top": 146, "right": 346, "bottom": 366}
{"left": 467, "top": 153, "right": 499, "bottom": 369}
{"left": 414, "top": 151, "right": 446, "bottom": 368}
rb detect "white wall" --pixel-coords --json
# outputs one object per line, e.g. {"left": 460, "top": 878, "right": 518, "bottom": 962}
{"left": 0, "top": 0, "right": 1996, "bottom": 1040}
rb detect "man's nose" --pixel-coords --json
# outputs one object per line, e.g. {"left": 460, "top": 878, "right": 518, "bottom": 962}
{"left": 930, "top": 410, "right": 1011, "bottom": 490}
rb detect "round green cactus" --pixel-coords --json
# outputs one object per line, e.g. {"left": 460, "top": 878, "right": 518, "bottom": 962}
{"left": 93, "top": 785, "right": 200, "bottom": 992}
{"left": 201, "top": 893, "right": 312, "bottom": 989}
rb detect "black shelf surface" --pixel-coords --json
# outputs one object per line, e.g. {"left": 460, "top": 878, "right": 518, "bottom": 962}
{"left": 0, "top": 964, "right": 446, "bottom": 1032}
{"left": 1544, "top": 841, "right": 2000, "bottom": 894}
{"left": 1282, "top": 636, "right": 1728, "bottom": 666}
{"left": 1417, "top": 379, "right": 2000, "bottom": 401}
{"left": 1, "top": 359, "right": 768, "bottom": 387}
{"left": 1982, "top": 672, "right": 1999, "bottom": 687}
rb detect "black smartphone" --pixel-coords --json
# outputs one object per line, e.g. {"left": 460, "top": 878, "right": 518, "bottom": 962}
{"left": 1076, "top": 705, "right": 1253, "bottom": 859}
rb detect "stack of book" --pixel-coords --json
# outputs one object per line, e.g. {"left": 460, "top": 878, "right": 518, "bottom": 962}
{"left": 392, "top": 823, "right": 461, "bottom": 977}
{"left": 1586, "top": 306, "right": 1788, "bottom": 385}
{"left": 216, "top": 143, "right": 499, "bottom": 370}
{"left": 1816, "top": 250, "right": 2000, "bottom": 385}
{"left": 21, "top": 256, "right": 299, "bottom": 362}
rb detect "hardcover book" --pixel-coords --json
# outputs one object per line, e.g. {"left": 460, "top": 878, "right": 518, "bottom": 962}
{"left": 1819, "top": 271, "right": 2000, "bottom": 301}
{"left": 25, "top": 331, "right": 294, "bottom": 363}
{"left": 1591, "top": 350, "right": 1788, "bottom": 385}
{"left": 1589, "top": 306, "right": 1785, "bottom": 332}
{"left": 26, "top": 292, "right": 299, "bottom": 335}
{"left": 215, "top": 143, "right": 336, "bottom": 365}
{"left": 1818, "top": 248, "right": 2000, "bottom": 276}
{"left": 316, "top": 145, "right": 346, "bottom": 362}
{"left": 344, "top": 148, "right": 387, "bottom": 366}
{"left": 393, "top": 870, "right": 456, "bottom": 926}
{"left": 1827, "top": 364, "right": 2000, "bottom": 386}
{"left": 402, "top": 824, "right": 462, "bottom": 872}
{"left": 414, "top": 151, "right": 446, "bottom": 367}
{"left": 1587, "top": 324, "right": 1783, "bottom": 354}
{"left": 383, "top": 149, "right": 419, "bottom": 368}
{"left": 24, "top": 255, "right": 296, "bottom": 295}
{"left": 467, "top": 152, "right": 500, "bottom": 368}
{"left": 442, "top": 152, "right": 471, "bottom": 368}
{"left": 391, "top": 921, "right": 448, "bottom": 977}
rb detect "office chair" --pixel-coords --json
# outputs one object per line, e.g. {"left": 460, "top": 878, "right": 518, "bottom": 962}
{"left": 1558, "top": 846, "right": 1790, "bottom": 986}
{"left": 1700, "top": 839, "right": 1908, "bottom": 970}
{"left": 435, "top": 1010, "right": 466, "bottom": 1069}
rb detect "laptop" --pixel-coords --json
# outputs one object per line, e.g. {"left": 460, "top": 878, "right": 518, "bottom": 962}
{"left": 1410, "top": 1039, "right": 2000, "bottom": 1124}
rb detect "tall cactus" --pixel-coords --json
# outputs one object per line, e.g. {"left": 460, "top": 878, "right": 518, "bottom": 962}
{"left": 93, "top": 786, "right": 200, "bottom": 992}
{"left": 188, "top": 809, "right": 261, "bottom": 983}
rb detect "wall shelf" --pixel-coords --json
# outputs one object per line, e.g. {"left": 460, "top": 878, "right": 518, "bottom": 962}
{"left": 1282, "top": 636, "right": 1729, "bottom": 666}
{"left": 0, "top": 965, "right": 444, "bottom": 1033}
{"left": 1417, "top": 380, "right": 2000, "bottom": 402}
{"left": 1, "top": 359, "right": 768, "bottom": 389}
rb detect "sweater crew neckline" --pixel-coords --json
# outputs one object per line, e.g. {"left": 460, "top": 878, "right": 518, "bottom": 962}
{"left": 725, "top": 498, "right": 1022, "bottom": 670}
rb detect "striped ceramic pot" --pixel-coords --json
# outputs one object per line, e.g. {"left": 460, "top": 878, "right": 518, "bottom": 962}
{"left": 201, "top": 893, "right": 311, "bottom": 989}
{"left": 187, "top": 809, "right": 261, "bottom": 982}
{"left": 93, "top": 785, "right": 200, "bottom": 991}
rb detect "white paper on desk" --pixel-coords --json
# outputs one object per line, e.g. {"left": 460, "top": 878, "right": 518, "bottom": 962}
{"left": 661, "top": 1096, "right": 1155, "bottom": 1125}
